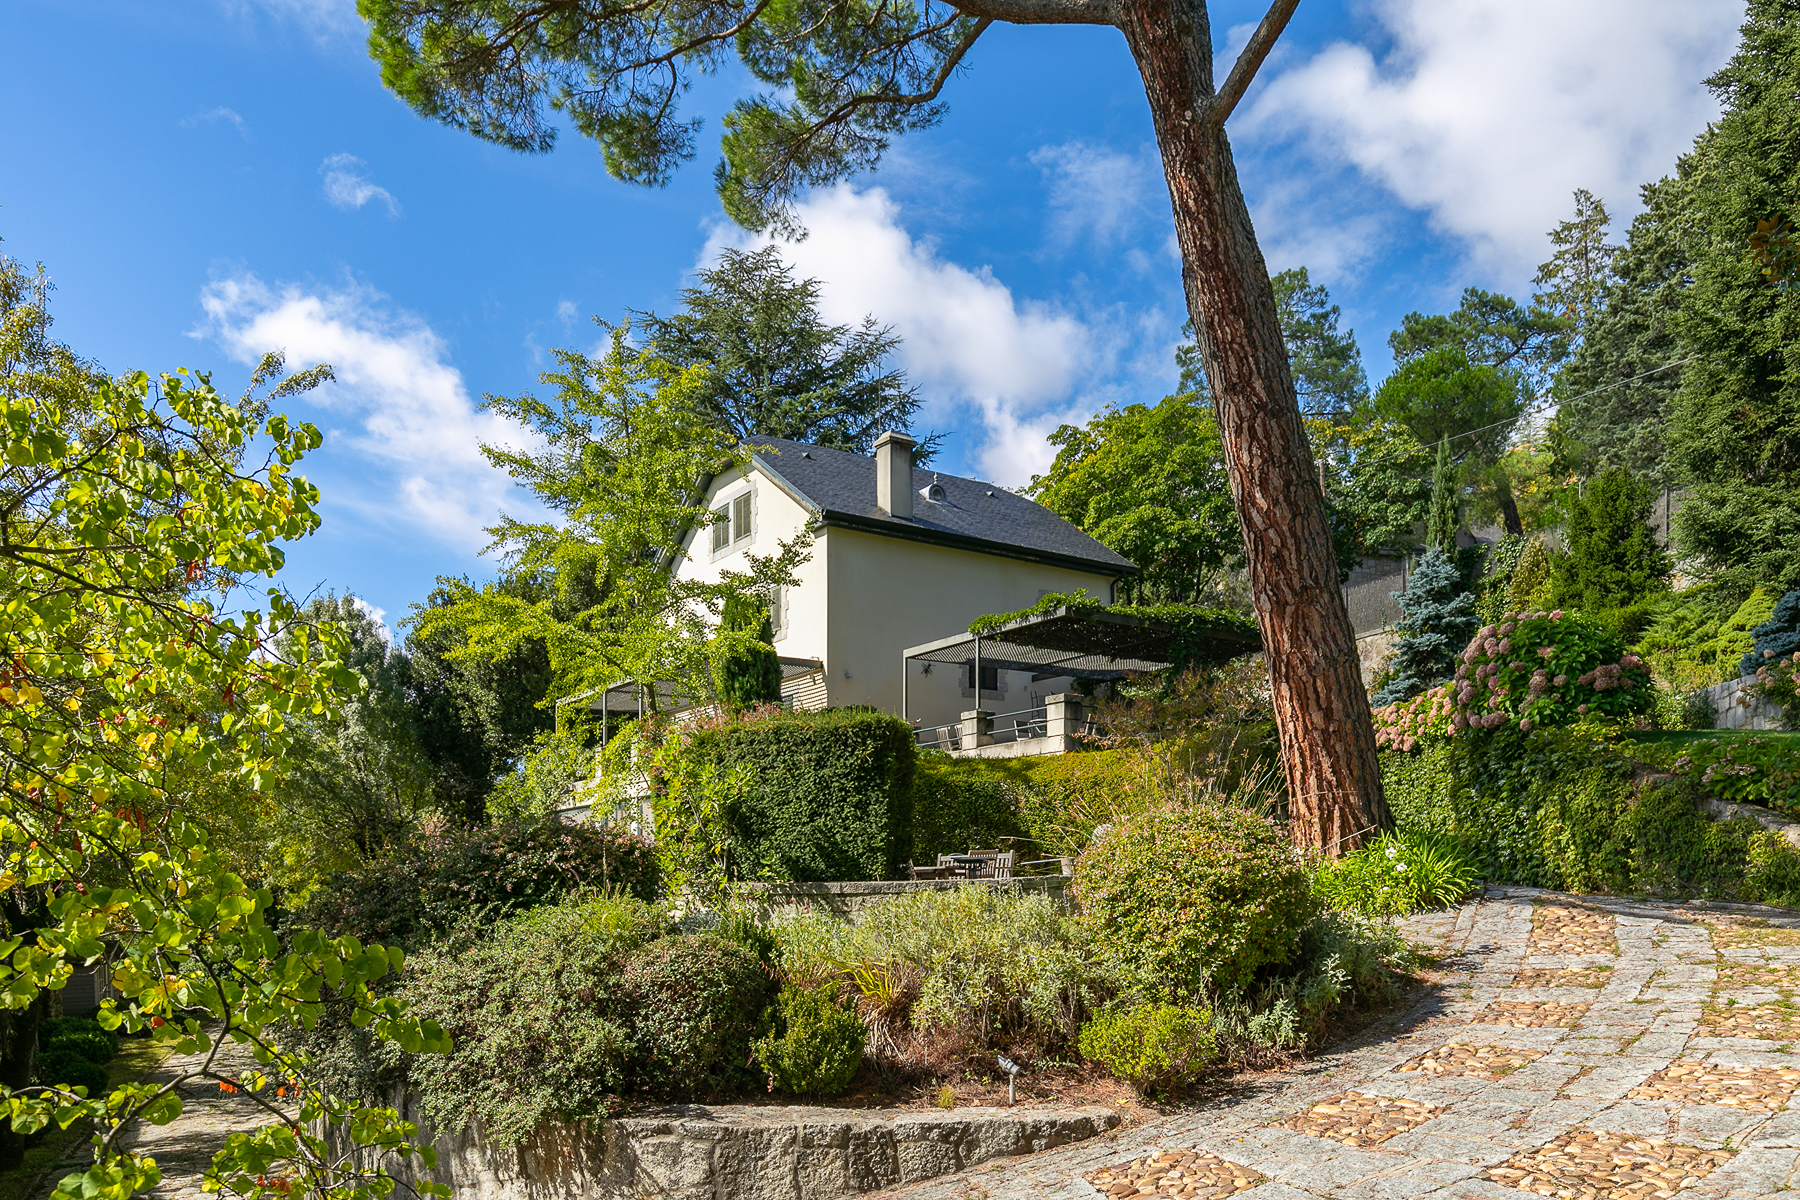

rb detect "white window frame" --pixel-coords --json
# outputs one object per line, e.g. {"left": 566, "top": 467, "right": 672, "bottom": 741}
{"left": 709, "top": 483, "right": 756, "bottom": 562}
{"left": 767, "top": 584, "right": 789, "bottom": 642}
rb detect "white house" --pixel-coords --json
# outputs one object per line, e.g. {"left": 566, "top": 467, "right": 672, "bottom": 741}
{"left": 669, "top": 431, "right": 1140, "bottom": 741}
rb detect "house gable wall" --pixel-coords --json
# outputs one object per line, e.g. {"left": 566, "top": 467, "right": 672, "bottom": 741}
{"left": 823, "top": 528, "right": 1117, "bottom": 730}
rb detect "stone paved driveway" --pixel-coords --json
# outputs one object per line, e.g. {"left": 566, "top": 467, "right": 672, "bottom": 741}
{"left": 881, "top": 887, "right": 1800, "bottom": 1200}
{"left": 30, "top": 1035, "right": 277, "bottom": 1200}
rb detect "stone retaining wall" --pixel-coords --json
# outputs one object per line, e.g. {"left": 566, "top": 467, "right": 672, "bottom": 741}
{"left": 740, "top": 876, "right": 1072, "bottom": 922}
{"left": 328, "top": 1094, "right": 1119, "bottom": 1200}
{"left": 1695, "top": 675, "right": 1784, "bottom": 731}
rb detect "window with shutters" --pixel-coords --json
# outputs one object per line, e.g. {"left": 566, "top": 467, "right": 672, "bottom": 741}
{"left": 732, "top": 492, "right": 752, "bottom": 544}
{"left": 710, "top": 505, "right": 730, "bottom": 553}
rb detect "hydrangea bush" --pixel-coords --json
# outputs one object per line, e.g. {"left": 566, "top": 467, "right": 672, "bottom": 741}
{"left": 1449, "top": 610, "right": 1653, "bottom": 733}
{"left": 1371, "top": 687, "right": 1455, "bottom": 752}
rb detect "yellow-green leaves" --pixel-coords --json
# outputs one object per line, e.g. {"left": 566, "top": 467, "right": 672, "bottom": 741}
{"left": 0, "top": 286, "right": 447, "bottom": 1200}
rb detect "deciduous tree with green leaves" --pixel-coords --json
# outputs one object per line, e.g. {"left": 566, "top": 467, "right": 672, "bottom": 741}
{"left": 1028, "top": 393, "right": 1240, "bottom": 607}
{"left": 0, "top": 253, "right": 447, "bottom": 1200}
{"left": 359, "top": 0, "right": 1389, "bottom": 851}
{"left": 412, "top": 330, "right": 808, "bottom": 715}
{"left": 1366, "top": 345, "right": 1528, "bottom": 535}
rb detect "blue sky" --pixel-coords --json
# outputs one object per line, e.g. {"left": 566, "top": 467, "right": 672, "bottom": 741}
{"left": 1, "top": 0, "right": 1745, "bottom": 633}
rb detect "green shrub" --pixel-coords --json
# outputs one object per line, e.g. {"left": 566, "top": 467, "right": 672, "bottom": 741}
{"left": 43, "top": 1027, "right": 117, "bottom": 1065}
{"left": 1662, "top": 735, "right": 1800, "bottom": 813}
{"left": 654, "top": 707, "right": 916, "bottom": 883}
{"left": 1074, "top": 801, "right": 1317, "bottom": 994}
{"left": 39, "top": 1016, "right": 119, "bottom": 1059}
{"left": 1451, "top": 610, "right": 1654, "bottom": 733}
{"left": 752, "top": 985, "right": 864, "bottom": 1096}
{"left": 1618, "top": 784, "right": 1758, "bottom": 901}
{"left": 910, "top": 752, "right": 1027, "bottom": 863}
{"left": 1207, "top": 913, "right": 1421, "bottom": 1060}
{"left": 1077, "top": 1003, "right": 1216, "bottom": 1094}
{"left": 919, "top": 749, "right": 1155, "bottom": 859}
{"left": 32, "top": 1048, "right": 108, "bottom": 1096}
{"left": 772, "top": 885, "right": 1093, "bottom": 1058}
{"left": 1550, "top": 465, "right": 1670, "bottom": 613}
{"left": 303, "top": 816, "right": 660, "bottom": 950}
{"left": 1313, "top": 830, "right": 1479, "bottom": 916}
{"left": 1382, "top": 726, "right": 1800, "bottom": 905}
{"left": 400, "top": 893, "right": 664, "bottom": 1143}
{"left": 1635, "top": 586, "right": 1776, "bottom": 691}
{"left": 1744, "top": 830, "right": 1800, "bottom": 907}
{"left": 1742, "top": 588, "right": 1800, "bottom": 676}
{"left": 625, "top": 933, "right": 775, "bottom": 1098}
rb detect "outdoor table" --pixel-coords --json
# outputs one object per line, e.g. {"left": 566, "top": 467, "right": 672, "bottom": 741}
{"left": 947, "top": 855, "right": 989, "bottom": 878}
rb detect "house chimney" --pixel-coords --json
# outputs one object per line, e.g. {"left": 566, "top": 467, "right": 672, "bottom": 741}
{"left": 874, "top": 431, "right": 915, "bottom": 519}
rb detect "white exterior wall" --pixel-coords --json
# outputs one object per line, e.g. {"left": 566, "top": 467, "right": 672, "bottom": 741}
{"left": 822, "top": 528, "right": 1117, "bottom": 731}
{"left": 673, "top": 467, "right": 829, "bottom": 672}
{"left": 672, "top": 463, "right": 1123, "bottom": 731}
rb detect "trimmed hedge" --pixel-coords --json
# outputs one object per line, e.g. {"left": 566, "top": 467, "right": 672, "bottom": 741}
{"left": 676, "top": 708, "right": 916, "bottom": 882}
{"left": 913, "top": 748, "right": 1154, "bottom": 860}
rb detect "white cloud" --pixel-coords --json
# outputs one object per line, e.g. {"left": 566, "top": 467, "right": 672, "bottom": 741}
{"left": 350, "top": 596, "right": 392, "bottom": 643}
{"left": 320, "top": 154, "right": 400, "bottom": 216}
{"left": 706, "top": 186, "right": 1155, "bottom": 485}
{"left": 182, "top": 107, "right": 249, "bottom": 139}
{"left": 1029, "top": 142, "right": 1160, "bottom": 251}
{"left": 556, "top": 299, "right": 579, "bottom": 325}
{"left": 225, "top": 0, "right": 360, "bottom": 35}
{"left": 1244, "top": 0, "right": 1741, "bottom": 276}
{"left": 195, "top": 273, "right": 525, "bottom": 551}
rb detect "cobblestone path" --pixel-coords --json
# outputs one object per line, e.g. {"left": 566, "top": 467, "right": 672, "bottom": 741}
{"left": 32, "top": 1035, "right": 282, "bottom": 1200}
{"left": 882, "top": 887, "right": 1800, "bottom": 1200}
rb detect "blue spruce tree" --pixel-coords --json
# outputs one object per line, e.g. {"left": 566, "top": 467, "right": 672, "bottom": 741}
{"left": 1372, "top": 549, "right": 1480, "bottom": 708}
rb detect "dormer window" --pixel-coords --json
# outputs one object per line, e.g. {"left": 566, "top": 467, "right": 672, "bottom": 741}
{"left": 919, "top": 475, "right": 947, "bottom": 504}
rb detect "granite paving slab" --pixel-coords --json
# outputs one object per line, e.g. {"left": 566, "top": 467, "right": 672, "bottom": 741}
{"left": 876, "top": 889, "right": 1800, "bottom": 1200}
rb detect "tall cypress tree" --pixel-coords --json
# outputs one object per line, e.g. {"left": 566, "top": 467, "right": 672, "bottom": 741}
{"left": 1426, "top": 436, "right": 1459, "bottom": 553}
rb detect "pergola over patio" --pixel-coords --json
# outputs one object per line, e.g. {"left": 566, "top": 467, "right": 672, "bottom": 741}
{"left": 900, "top": 603, "right": 1262, "bottom": 729}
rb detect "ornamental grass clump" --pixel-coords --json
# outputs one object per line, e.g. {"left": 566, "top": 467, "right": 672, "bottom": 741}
{"left": 1313, "top": 830, "right": 1480, "bottom": 916}
{"left": 1073, "top": 795, "right": 1316, "bottom": 994}
{"left": 1451, "top": 610, "right": 1653, "bottom": 733}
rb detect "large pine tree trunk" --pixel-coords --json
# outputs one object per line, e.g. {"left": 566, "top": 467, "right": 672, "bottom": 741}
{"left": 1118, "top": 0, "right": 1391, "bottom": 853}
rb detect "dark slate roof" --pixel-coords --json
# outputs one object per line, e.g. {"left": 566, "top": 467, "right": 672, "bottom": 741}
{"left": 745, "top": 436, "right": 1138, "bottom": 576}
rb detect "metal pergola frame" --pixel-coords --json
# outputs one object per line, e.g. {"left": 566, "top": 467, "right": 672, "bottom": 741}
{"left": 561, "top": 657, "right": 827, "bottom": 744}
{"left": 898, "top": 605, "right": 1260, "bottom": 726}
